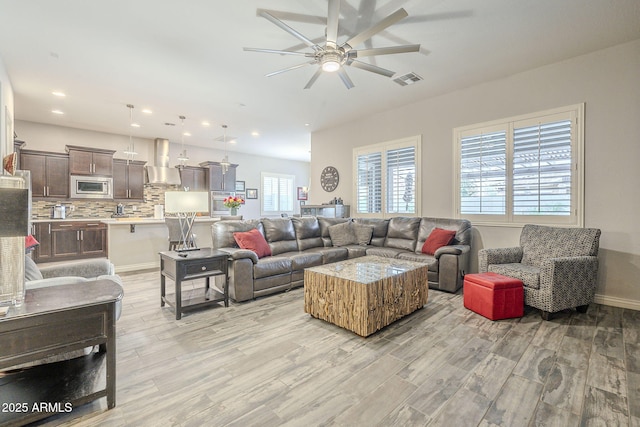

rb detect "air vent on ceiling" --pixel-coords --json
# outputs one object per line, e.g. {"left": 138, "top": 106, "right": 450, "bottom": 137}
{"left": 214, "top": 135, "right": 238, "bottom": 142}
{"left": 393, "top": 72, "right": 423, "bottom": 86}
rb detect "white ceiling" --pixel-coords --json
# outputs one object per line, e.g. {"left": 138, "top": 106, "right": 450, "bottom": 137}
{"left": 1, "top": 0, "right": 639, "bottom": 162}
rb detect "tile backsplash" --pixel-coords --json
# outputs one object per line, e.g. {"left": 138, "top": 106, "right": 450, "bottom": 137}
{"left": 32, "top": 184, "right": 181, "bottom": 219}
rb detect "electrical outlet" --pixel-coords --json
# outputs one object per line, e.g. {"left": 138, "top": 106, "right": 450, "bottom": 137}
{"left": 132, "top": 205, "right": 137, "bottom": 211}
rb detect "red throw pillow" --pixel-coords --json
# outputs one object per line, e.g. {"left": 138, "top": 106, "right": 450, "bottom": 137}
{"left": 233, "top": 228, "right": 272, "bottom": 258}
{"left": 421, "top": 228, "right": 456, "bottom": 255}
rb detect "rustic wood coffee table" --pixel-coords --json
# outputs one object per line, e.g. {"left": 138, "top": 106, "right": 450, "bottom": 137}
{"left": 304, "top": 256, "right": 429, "bottom": 337}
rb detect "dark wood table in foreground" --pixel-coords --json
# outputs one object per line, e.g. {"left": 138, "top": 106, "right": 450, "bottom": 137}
{"left": 0, "top": 279, "right": 123, "bottom": 427}
{"left": 159, "top": 248, "right": 229, "bottom": 320}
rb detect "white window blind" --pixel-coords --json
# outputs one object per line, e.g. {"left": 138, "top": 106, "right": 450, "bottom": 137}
{"left": 386, "top": 146, "right": 416, "bottom": 214}
{"left": 460, "top": 130, "right": 507, "bottom": 215}
{"left": 354, "top": 136, "right": 421, "bottom": 218}
{"left": 454, "top": 104, "right": 583, "bottom": 227}
{"left": 513, "top": 119, "right": 572, "bottom": 216}
{"left": 261, "top": 172, "right": 294, "bottom": 215}
{"left": 356, "top": 152, "right": 382, "bottom": 214}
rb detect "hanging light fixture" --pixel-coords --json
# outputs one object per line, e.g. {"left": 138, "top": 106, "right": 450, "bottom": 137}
{"left": 177, "top": 115, "right": 189, "bottom": 164}
{"left": 123, "top": 104, "right": 138, "bottom": 160}
{"left": 220, "top": 124, "right": 231, "bottom": 174}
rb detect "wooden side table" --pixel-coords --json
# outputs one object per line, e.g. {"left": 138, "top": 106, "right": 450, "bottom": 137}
{"left": 0, "top": 279, "right": 123, "bottom": 426}
{"left": 159, "top": 248, "right": 229, "bottom": 320}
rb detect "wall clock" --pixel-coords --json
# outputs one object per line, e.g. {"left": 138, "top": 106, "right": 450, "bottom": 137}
{"left": 320, "top": 166, "right": 339, "bottom": 192}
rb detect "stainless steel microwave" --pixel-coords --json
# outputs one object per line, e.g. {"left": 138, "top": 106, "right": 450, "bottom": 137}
{"left": 70, "top": 175, "right": 113, "bottom": 199}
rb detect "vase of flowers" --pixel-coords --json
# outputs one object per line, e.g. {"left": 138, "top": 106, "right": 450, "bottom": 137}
{"left": 223, "top": 196, "right": 243, "bottom": 216}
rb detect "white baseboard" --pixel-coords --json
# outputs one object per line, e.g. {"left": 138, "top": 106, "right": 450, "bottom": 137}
{"left": 115, "top": 261, "right": 158, "bottom": 274}
{"left": 594, "top": 293, "right": 640, "bottom": 311}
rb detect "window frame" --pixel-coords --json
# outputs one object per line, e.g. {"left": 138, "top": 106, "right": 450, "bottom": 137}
{"left": 260, "top": 172, "right": 295, "bottom": 216}
{"left": 352, "top": 135, "right": 422, "bottom": 218}
{"left": 453, "top": 104, "right": 585, "bottom": 227}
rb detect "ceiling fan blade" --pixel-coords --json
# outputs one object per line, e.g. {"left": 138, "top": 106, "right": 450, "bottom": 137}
{"left": 353, "top": 44, "right": 420, "bottom": 58}
{"left": 349, "top": 60, "right": 395, "bottom": 78}
{"left": 326, "top": 0, "right": 341, "bottom": 46}
{"left": 258, "top": 10, "right": 319, "bottom": 50}
{"left": 344, "top": 8, "right": 408, "bottom": 50}
{"left": 243, "top": 47, "right": 313, "bottom": 57}
{"left": 337, "top": 68, "right": 354, "bottom": 89}
{"left": 257, "top": 9, "right": 327, "bottom": 25}
{"left": 304, "top": 68, "right": 323, "bottom": 90}
{"left": 265, "top": 61, "right": 315, "bottom": 77}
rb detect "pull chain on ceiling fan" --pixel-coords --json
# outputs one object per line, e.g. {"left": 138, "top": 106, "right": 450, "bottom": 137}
{"left": 243, "top": 0, "right": 420, "bottom": 89}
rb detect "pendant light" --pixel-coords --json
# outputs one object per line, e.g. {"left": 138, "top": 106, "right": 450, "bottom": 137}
{"left": 220, "top": 124, "right": 231, "bottom": 174}
{"left": 177, "top": 115, "right": 189, "bottom": 164}
{"left": 123, "top": 104, "right": 138, "bottom": 160}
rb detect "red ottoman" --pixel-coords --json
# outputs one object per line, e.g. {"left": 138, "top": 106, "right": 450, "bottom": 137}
{"left": 463, "top": 273, "right": 524, "bottom": 320}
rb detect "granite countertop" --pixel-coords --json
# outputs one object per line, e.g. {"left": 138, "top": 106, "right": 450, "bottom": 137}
{"left": 33, "top": 217, "right": 221, "bottom": 224}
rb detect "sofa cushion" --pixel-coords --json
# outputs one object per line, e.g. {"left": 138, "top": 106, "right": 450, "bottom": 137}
{"left": 366, "top": 246, "right": 410, "bottom": 258}
{"left": 291, "top": 217, "right": 324, "bottom": 251}
{"left": 289, "top": 252, "right": 324, "bottom": 270}
{"left": 384, "top": 217, "right": 421, "bottom": 251}
{"left": 212, "top": 219, "right": 263, "bottom": 248}
{"left": 422, "top": 228, "right": 456, "bottom": 255}
{"left": 253, "top": 256, "right": 292, "bottom": 279}
{"left": 262, "top": 218, "right": 298, "bottom": 255}
{"left": 328, "top": 221, "right": 357, "bottom": 247}
{"left": 519, "top": 224, "right": 601, "bottom": 268}
{"left": 234, "top": 229, "right": 272, "bottom": 258}
{"left": 352, "top": 223, "right": 374, "bottom": 246}
{"left": 396, "top": 252, "right": 438, "bottom": 271}
{"left": 353, "top": 218, "right": 389, "bottom": 246}
{"left": 318, "top": 217, "right": 351, "bottom": 246}
{"left": 487, "top": 263, "right": 541, "bottom": 290}
{"left": 25, "top": 256, "right": 43, "bottom": 281}
{"left": 303, "top": 246, "right": 349, "bottom": 264}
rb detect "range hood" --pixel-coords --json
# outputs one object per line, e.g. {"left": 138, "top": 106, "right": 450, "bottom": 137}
{"left": 145, "top": 138, "right": 182, "bottom": 186}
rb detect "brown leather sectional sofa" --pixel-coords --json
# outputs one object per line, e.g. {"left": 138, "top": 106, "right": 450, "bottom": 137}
{"left": 211, "top": 216, "right": 472, "bottom": 302}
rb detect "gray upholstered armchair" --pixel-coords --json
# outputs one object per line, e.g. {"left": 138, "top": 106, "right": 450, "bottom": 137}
{"left": 478, "top": 224, "right": 601, "bottom": 320}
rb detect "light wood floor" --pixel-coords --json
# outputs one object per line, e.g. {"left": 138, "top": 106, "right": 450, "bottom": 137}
{"left": 37, "top": 269, "right": 639, "bottom": 427}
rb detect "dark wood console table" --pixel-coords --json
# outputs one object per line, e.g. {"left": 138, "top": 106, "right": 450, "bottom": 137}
{"left": 0, "top": 279, "right": 123, "bottom": 426}
{"left": 159, "top": 248, "right": 229, "bottom": 320}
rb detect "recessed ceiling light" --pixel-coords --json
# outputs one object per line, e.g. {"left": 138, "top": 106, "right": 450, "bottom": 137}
{"left": 201, "top": 121, "right": 210, "bottom": 127}
{"left": 131, "top": 123, "right": 141, "bottom": 128}
{"left": 51, "top": 91, "right": 66, "bottom": 97}
{"left": 251, "top": 131, "right": 259, "bottom": 137}
{"left": 229, "top": 139, "right": 237, "bottom": 144}
{"left": 304, "top": 123, "right": 310, "bottom": 126}
{"left": 141, "top": 108, "right": 152, "bottom": 114}
{"left": 183, "top": 132, "right": 191, "bottom": 137}
{"left": 51, "top": 109, "right": 64, "bottom": 115}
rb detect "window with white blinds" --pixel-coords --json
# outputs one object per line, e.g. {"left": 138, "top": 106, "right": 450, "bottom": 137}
{"left": 454, "top": 104, "right": 584, "bottom": 227}
{"left": 460, "top": 130, "right": 507, "bottom": 216}
{"left": 354, "top": 136, "right": 421, "bottom": 218}
{"left": 513, "top": 119, "right": 572, "bottom": 216}
{"left": 261, "top": 172, "right": 294, "bottom": 215}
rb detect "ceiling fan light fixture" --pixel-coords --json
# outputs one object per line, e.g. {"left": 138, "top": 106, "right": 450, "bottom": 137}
{"left": 321, "top": 52, "right": 342, "bottom": 72}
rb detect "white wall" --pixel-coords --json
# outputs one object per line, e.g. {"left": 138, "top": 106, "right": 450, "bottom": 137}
{"left": 311, "top": 39, "right": 640, "bottom": 309}
{"left": 0, "top": 57, "right": 14, "bottom": 160}
{"left": 15, "top": 120, "right": 310, "bottom": 220}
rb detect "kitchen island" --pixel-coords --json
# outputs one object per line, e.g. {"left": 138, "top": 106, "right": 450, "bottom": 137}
{"left": 102, "top": 217, "right": 220, "bottom": 272}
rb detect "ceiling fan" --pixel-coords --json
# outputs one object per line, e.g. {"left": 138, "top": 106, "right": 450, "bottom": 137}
{"left": 243, "top": 0, "right": 420, "bottom": 89}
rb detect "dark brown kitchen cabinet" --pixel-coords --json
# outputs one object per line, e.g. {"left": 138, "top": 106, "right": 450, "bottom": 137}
{"left": 20, "top": 150, "right": 69, "bottom": 199}
{"left": 178, "top": 166, "right": 208, "bottom": 191}
{"left": 113, "top": 159, "right": 146, "bottom": 200}
{"left": 199, "top": 161, "right": 237, "bottom": 191}
{"left": 33, "top": 221, "right": 107, "bottom": 263}
{"left": 66, "top": 145, "right": 115, "bottom": 176}
{"left": 31, "top": 222, "right": 54, "bottom": 262}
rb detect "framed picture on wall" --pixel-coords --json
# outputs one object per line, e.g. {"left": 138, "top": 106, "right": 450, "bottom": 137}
{"left": 297, "top": 187, "right": 308, "bottom": 201}
{"left": 246, "top": 188, "right": 258, "bottom": 199}
{"left": 235, "top": 181, "right": 245, "bottom": 192}
{"left": 236, "top": 192, "right": 246, "bottom": 204}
